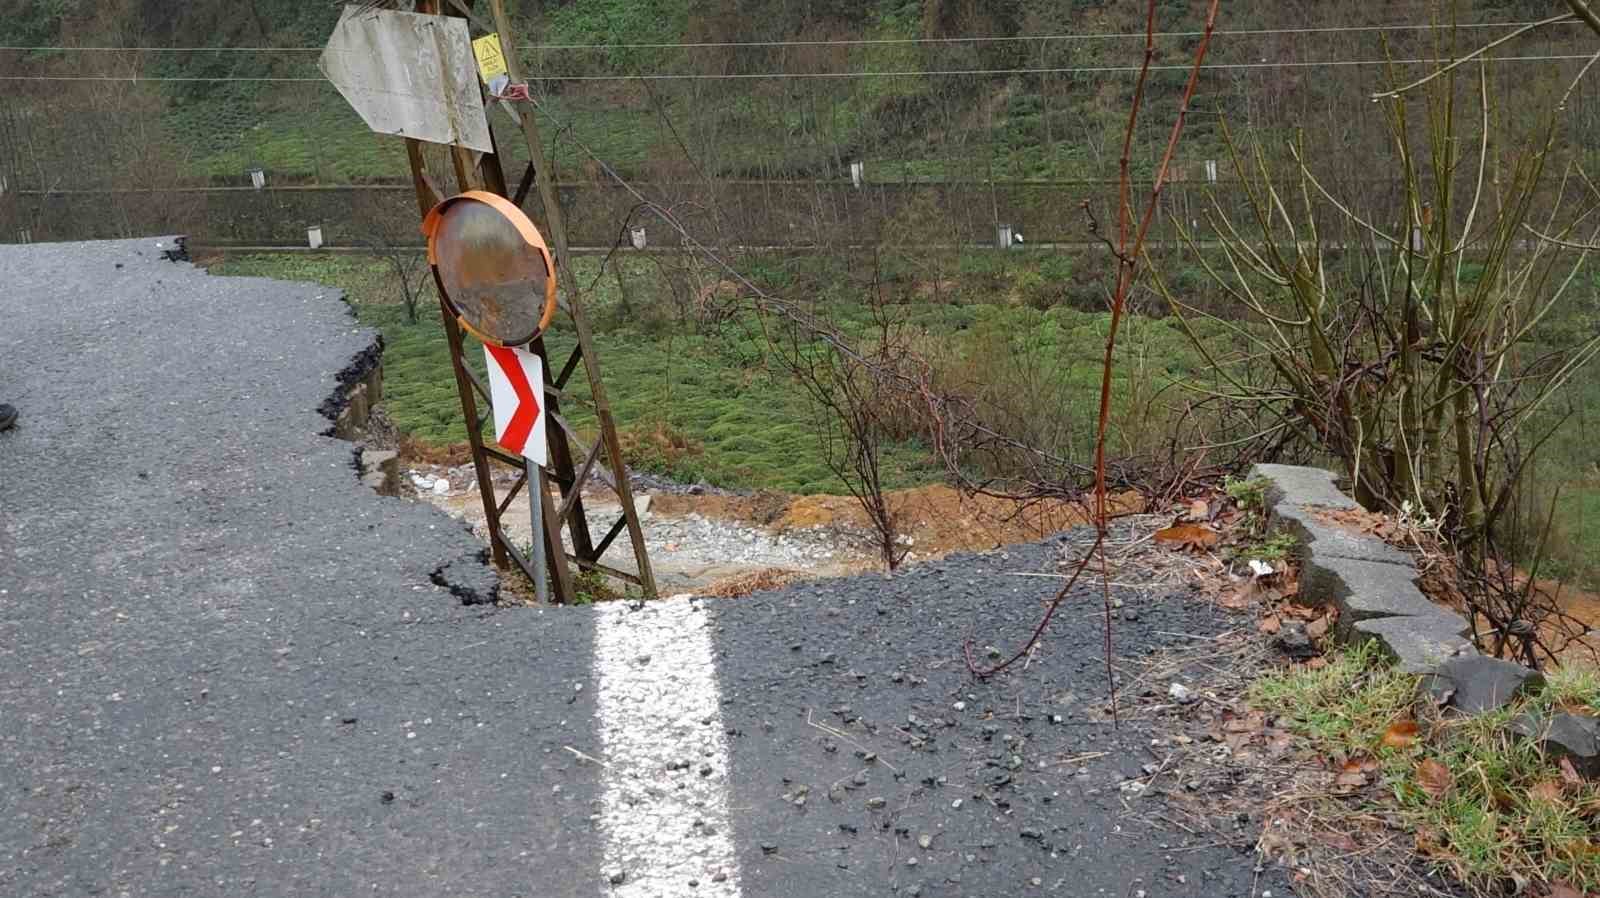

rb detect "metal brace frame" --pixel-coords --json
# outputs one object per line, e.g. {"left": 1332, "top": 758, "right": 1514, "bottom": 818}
{"left": 393, "top": 0, "right": 656, "bottom": 602}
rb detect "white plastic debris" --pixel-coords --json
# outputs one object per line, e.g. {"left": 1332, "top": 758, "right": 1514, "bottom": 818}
{"left": 1248, "top": 558, "right": 1274, "bottom": 578}
{"left": 432, "top": 479, "right": 450, "bottom": 496}
{"left": 1168, "top": 683, "right": 1194, "bottom": 704}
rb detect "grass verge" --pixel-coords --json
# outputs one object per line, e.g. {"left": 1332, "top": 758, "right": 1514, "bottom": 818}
{"left": 1253, "top": 645, "right": 1600, "bottom": 894}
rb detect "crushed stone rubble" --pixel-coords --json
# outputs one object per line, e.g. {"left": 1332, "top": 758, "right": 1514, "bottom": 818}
{"left": 407, "top": 466, "right": 868, "bottom": 575}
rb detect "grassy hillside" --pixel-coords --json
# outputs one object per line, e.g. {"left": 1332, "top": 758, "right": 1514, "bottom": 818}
{"left": 10, "top": 1, "right": 1599, "bottom": 189}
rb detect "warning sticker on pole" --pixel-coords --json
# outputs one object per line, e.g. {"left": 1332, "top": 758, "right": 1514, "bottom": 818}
{"left": 472, "top": 33, "right": 511, "bottom": 96}
{"left": 483, "top": 343, "right": 547, "bottom": 467}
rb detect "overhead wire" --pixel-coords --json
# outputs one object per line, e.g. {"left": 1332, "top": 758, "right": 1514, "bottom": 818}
{"left": 0, "top": 16, "right": 1590, "bottom": 52}
{"left": 1, "top": 53, "right": 1597, "bottom": 83}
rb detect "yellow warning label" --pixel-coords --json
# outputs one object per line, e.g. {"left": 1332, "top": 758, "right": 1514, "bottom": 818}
{"left": 473, "top": 33, "right": 508, "bottom": 81}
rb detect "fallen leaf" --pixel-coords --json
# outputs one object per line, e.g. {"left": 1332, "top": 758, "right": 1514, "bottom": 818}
{"left": 1304, "top": 656, "right": 1329, "bottom": 670}
{"left": 1223, "top": 711, "right": 1266, "bottom": 734}
{"left": 1322, "top": 830, "right": 1358, "bottom": 853}
{"left": 1529, "top": 779, "right": 1565, "bottom": 803}
{"left": 1382, "top": 720, "right": 1420, "bottom": 749}
{"left": 1283, "top": 602, "right": 1321, "bottom": 620}
{"left": 1189, "top": 499, "right": 1210, "bottom": 520}
{"left": 1217, "top": 584, "right": 1253, "bottom": 610}
{"left": 1548, "top": 883, "right": 1585, "bottom": 898}
{"left": 1560, "top": 757, "right": 1583, "bottom": 785}
{"left": 1154, "top": 523, "right": 1221, "bottom": 551}
{"left": 1258, "top": 615, "right": 1282, "bottom": 634}
{"left": 1334, "top": 769, "right": 1367, "bottom": 790}
{"left": 1305, "top": 615, "right": 1331, "bottom": 640}
{"left": 1416, "top": 758, "right": 1454, "bottom": 800}
{"left": 1413, "top": 825, "right": 1447, "bottom": 857}
{"left": 1278, "top": 569, "right": 1302, "bottom": 600}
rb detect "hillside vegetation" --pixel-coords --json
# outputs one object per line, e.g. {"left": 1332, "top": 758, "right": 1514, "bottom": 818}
{"left": 6, "top": 1, "right": 1597, "bottom": 186}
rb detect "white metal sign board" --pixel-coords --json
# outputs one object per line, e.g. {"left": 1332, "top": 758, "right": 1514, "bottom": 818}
{"left": 320, "top": 4, "right": 493, "bottom": 152}
{"left": 483, "top": 344, "right": 547, "bottom": 467}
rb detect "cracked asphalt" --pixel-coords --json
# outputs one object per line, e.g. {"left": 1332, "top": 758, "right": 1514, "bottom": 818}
{"left": 0, "top": 238, "right": 1293, "bottom": 897}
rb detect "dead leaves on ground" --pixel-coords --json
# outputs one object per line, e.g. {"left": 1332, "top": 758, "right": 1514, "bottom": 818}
{"left": 1531, "top": 778, "right": 1567, "bottom": 804}
{"left": 1328, "top": 753, "right": 1453, "bottom": 801}
{"left": 1154, "top": 523, "right": 1221, "bottom": 551}
{"left": 1310, "top": 505, "right": 1408, "bottom": 545}
{"left": 1216, "top": 562, "right": 1302, "bottom": 609}
{"left": 1560, "top": 757, "right": 1584, "bottom": 786}
{"left": 1207, "top": 708, "right": 1296, "bottom": 759}
{"left": 1152, "top": 490, "right": 1231, "bottom": 552}
{"left": 1382, "top": 720, "right": 1421, "bottom": 749}
{"left": 1304, "top": 613, "right": 1331, "bottom": 640}
{"left": 1414, "top": 824, "right": 1449, "bottom": 859}
{"left": 703, "top": 567, "right": 801, "bottom": 598}
{"left": 1415, "top": 758, "right": 1454, "bottom": 800}
{"left": 1334, "top": 757, "right": 1379, "bottom": 793}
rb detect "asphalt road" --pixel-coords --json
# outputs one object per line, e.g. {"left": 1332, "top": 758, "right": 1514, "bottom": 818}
{"left": 0, "top": 238, "right": 1292, "bottom": 897}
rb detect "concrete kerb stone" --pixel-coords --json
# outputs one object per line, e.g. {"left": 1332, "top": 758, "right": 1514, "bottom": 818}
{"left": 1273, "top": 504, "right": 1413, "bottom": 566}
{"left": 1251, "top": 463, "right": 1359, "bottom": 510}
{"left": 1511, "top": 712, "right": 1600, "bottom": 779}
{"left": 1315, "top": 556, "right": 1448, "bottom": 632}
{"left": 1351, "top": 614, "right": 1475, "bottom": 674}
{"left": 1248, "top": 463, "right": 1476, "bottom": 672}
{"left": 1254, "top": 464, "right": 1411, "bottom": 567}
{"left": 1423, "top": 656, "right": 1546, "bottom": 714}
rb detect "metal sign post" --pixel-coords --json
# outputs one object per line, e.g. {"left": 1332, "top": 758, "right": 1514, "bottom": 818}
{"left": 527, "top": 462, "right": 547, "bottom": 604}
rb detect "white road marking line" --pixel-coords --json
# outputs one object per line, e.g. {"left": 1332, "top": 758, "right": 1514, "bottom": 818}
{"left": 593, "top": 597, "right": 741, "bottom": 896}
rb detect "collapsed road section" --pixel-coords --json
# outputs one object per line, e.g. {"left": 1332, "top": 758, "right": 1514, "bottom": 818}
{"left": 0, "top": 238, "right": 1292, "bottom": 897}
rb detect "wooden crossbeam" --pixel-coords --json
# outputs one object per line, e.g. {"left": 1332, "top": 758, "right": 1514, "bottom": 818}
{"left": 494, "top": 471, "right": 527, "bottom": 518}
{"left": 556, "top": 439, "right": 606, "bottom": 524}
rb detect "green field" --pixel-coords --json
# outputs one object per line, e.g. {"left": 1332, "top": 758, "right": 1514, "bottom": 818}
{"left": 207, "top": 250, "right": 1227, "bottom": 492}
{"left": 206, "top": 248, "right": 1600, "bottom": 591}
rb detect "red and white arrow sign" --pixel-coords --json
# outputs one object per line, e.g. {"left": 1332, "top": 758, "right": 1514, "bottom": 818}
{"left": 483, "top": 344, "right": 547, "bottom": 466}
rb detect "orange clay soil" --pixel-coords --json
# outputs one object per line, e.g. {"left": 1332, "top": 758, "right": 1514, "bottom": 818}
{"left": 651, "top": 484, "right": 1146, "bottom": 558}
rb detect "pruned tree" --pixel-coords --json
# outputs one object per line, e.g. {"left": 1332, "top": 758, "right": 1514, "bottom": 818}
{"left": 775, "top": 251, "right": 914, "bottom": 570}
{"left": 1156, "top": 48, "right": 1600, "bottom": 665}
{"left": 356, "top": 191, "right": 430, "bottom": 323}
